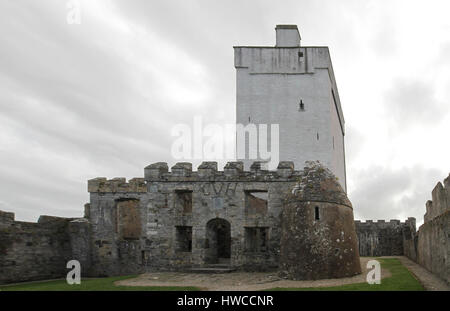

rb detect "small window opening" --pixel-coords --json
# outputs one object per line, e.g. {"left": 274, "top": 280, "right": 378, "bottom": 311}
{"left": 315, "top": 206, "right": 320, "bottom": 221}
{"left": 298, "top": 51, "right": 304, "bottom": 58}
{"left": 317, "top": 133, "right": 319, "bottom": 140}
{"left": 299, "top": 100, "right": 305, "bottom": 111}
{"left": 248, "top": 116, "right": 251, "bottom": 122}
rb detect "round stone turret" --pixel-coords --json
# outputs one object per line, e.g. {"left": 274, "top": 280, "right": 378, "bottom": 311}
{"left": 279, "top": 161, "right": 361, "bottom": 280}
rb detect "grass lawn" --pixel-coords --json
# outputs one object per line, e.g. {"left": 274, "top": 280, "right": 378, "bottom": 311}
{"left": 0, "top": 275, "right": 200, "bottom": 291}
{"left": 268, "top": 258, "right": 424, "bottom": 291}
{"left": 0, "top": 258, "right": 424, "bottom": 291}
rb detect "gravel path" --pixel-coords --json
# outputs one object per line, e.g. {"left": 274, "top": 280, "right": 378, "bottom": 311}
{"left": 396, "top": 256, "right": 450, "bottom": 291}
{"left": 116, "top": 257, "right": 391, "bottom": 291}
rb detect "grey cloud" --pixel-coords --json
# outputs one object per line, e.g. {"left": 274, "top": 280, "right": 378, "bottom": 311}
{"left": 345, "top": 125, "right": 366, "bottom": 163}
{"left": 0, "top": 0, "right": 448, "bottom": 223}
{"left": 349, "top": 165, "right": 445, "bottom": 225}
{"left": 384, "top": 79, "right": 445, "bottom": 130}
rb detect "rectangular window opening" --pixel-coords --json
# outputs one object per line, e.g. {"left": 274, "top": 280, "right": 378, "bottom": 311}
{"left": 176, "top": 190, "right": 193, "bottom": 214}
{"left": 116, "top": 199, "right": 141, "bottom": 240}
{"left": 141, "top": 250, "right": 146, "bottom": 264}
{"left": 245, "top": 227, "right": 269, "bottom": 252}
{"left": 245, "top": 191, "right": 268, "bottom": 216}
{"left": 175, "top": 226, "right": 192, "bottom": 252}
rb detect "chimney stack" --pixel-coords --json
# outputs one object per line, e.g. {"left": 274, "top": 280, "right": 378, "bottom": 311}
{"left": 275, "top": 25, "right": 301, "bottom": 47}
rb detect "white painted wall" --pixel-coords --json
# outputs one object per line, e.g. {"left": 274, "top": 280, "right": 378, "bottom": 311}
{"left": 234, "top": 27, "right": 347, "bottom": 191}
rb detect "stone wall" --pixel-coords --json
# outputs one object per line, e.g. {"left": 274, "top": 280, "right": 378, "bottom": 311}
{"left": 86, "top": 161, "right": 304, "bottom": 274}
{"left": 279, "top": 163, "right": 361, "bottom": 280}
{"left": 0, "top": 210, "right": 94, "bottom": 284}
{"left": 414, "top": 174, "right": 450, "bottom": 284}
{"left": 0, "top": 212, "right": 74, "bottom": 284}
{"left": 355, "top": 218, "right": 416, "bottom": 257}
{"left": 3, "top": 166, "right": 446, "bottom": 284}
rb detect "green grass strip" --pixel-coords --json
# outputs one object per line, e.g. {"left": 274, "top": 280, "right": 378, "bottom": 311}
{"left": 267, "top": 258, "right": 424, "bottom": 291}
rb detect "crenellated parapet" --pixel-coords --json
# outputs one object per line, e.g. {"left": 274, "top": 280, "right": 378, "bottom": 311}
{"left": 144, "top": 161, "right": 303, "bottom": 182}
{"left": 424, "top": 173, "right": 450, "bottom": 223}
{"left": 88, "top": 177, "right": 146, "bottom": 193}
{"left": 354, "top": 218, "right": 414, "bottom": 228}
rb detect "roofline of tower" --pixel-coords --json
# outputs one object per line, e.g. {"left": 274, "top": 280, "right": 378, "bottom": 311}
{"left": 233, "top": 45, "right": 329, "bottom": 49}
{"left": 233, "top": 45, "right": 346, "bottom": 135}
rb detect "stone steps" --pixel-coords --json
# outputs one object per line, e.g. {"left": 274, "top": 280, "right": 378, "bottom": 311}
{"left": 188, "top": 266, "right": 236, "bottom": 274}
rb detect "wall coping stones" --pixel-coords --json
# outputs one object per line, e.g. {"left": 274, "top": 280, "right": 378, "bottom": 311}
{"left": 171, "top": 162, "right": 192, "bottom": 177}
{"left": 38, "top": 215, "right": 72, "bottom": 223}
{"left": 144, "top": 162, "right": 169, "bottom": 180}
{"left": 424, "top": 173, "right": 450, "bottom": 223}
{"left": 89, "top": 161, "right": 349, "bottom": 191}
{"left": 354, "top": 218, "right": 415, "bottom": 227}
{"left": 88, "top": 177, "right": 146, "bottom": 193}
{"left": 141, "top": 161, "right": 304, "bottom": 183}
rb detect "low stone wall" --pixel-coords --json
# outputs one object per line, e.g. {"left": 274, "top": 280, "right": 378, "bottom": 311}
{"left": 0, "top": 213, "right": 72, "bottom": 284}
{"left": 0, "top": 211, "right": 90, "bottom": 285}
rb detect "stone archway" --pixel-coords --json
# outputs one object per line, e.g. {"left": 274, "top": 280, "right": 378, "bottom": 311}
{"left": 205, "top": 218, "right": 231, "bottom": 264}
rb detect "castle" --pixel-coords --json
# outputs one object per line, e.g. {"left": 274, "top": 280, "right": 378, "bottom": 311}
{"left": 0, "top": 25, "right": 448, "bottom": 285}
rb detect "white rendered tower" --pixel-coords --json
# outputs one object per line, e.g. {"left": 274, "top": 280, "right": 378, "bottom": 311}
{"left": 234, "top": 25, "right": 347, "bottom": 191}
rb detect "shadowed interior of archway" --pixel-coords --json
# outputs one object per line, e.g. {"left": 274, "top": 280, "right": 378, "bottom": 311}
{"left": 205, "top": 218, "right": 231, "bottom": 264}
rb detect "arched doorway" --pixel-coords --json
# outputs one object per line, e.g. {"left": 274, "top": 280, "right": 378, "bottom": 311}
{"left": 205, "top": 218, "right": 231, "bottom": 264}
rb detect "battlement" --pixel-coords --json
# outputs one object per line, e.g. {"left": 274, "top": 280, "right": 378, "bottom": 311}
{"left": 0, "top": 210, "right": 15, "bottom": 227}
{"left": 355, "top": 218, "right": 417, "bottom": 257}
{"left": 354, "top": 218, "right": 416, "bottom": 228}
{"left": 143, "top": 161, "right": 305, "bottom": 183}
{"left": 88, "top": 177, "right": 146, "bottom": 193}
{"left": 424, "top": 173, "right": 450, "bottom": 223}
{"left": 88, "top": 161, "right": 338, "bottom": 193}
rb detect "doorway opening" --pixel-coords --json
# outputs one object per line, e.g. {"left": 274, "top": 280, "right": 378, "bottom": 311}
{"left": 205, "top": 218, "right": 231, "bottom": 264}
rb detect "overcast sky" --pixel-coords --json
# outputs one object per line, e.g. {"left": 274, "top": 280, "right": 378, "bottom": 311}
{"left": 0, "top": 0, "right": 449, "bottom": 225}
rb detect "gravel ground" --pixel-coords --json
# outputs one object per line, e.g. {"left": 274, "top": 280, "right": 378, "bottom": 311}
{"left": 115, "top": 257, "right": 391, "bottom": 291}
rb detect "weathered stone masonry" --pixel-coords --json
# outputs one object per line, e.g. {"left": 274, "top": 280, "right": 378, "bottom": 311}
{"left": 355, "top": 218, "right": 416, "bottom": 257}
{"left": 279, "top": 164, "right": 361, "bottom": 280}
{"left": 85, "top": 160, "right": 363, "bottom": 280}
{"left": 415, "top": 175, "right": 450, "bottom": 284}
{"left": 355, "top": 174, "right": 450, "bottom": 284}
{"left": 0, "top": 211, "right": 86, "bottom": 284}
{"left": 1, "top": 169, "right": 448, "bottom": 284}
{"left": 87, "top": 161, "right": 302, "bottom": 274}
{"left": 0, "top": 161, "right": 361, "bottom": 283}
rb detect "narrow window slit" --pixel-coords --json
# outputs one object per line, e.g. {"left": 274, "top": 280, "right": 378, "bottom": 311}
{"left": 315, "top": 206, "right": 320, "bottom": 221}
